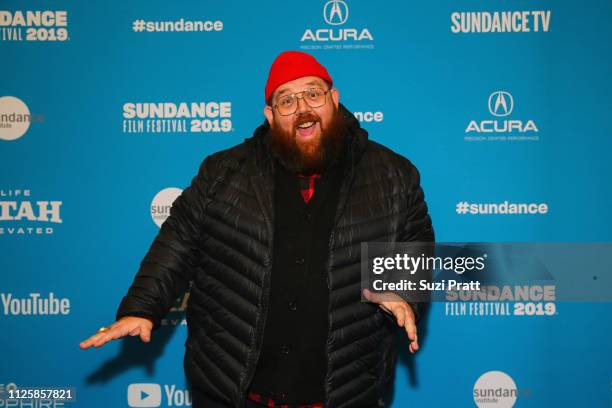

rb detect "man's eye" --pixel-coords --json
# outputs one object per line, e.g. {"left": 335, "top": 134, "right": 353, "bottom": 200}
{"left": 306, "top": 91, "right": 318, "bottom": 99}
{"left": 279, "top": 97, "right": 293, "bottom": 106}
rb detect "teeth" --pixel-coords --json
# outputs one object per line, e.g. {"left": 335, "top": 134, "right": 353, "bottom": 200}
{"left": 297, "top": 121, "right": 315, "bottom": 128}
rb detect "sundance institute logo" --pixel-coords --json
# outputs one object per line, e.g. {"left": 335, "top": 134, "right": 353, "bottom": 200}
{"left": 0, "top": 96, "right": 44, "bottom": 141}
{"left": 150, "top": 187, "right": 182, "bottom": 228}
{"left": 473, "top": 370, "right": 531, "bottom": 407}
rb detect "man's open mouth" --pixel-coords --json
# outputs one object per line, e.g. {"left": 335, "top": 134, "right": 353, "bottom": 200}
{"left": 297, "top": 121, "right": 316, "bottom": 129}
{"left": 296, "top": 120, "right": 318, "bottom": 138}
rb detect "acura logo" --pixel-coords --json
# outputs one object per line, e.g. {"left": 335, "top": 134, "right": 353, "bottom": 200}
{"left": 324, "top": 0, "right": 349, "bottom": 25}
{"left": 488, "top": 91, "right": 514, "bottom": 117}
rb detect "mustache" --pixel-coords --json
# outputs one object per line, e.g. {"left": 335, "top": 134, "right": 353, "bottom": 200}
{"left": 294, "top": 113, "right": 320, "bottom": 128}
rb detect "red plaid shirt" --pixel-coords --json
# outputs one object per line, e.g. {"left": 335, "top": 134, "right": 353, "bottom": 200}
{"left": 297, "top": 173, "right": 321, "bottom": 203}
{"left": 247, "top": 391, "right": 324, "bottom": 408}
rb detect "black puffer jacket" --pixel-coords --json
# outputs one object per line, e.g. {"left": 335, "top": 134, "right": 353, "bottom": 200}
{"left": 116, "top": 103, "right": 434, "bottom": 408}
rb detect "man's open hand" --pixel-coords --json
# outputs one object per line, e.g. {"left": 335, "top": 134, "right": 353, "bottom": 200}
{"left": 362, "top": 289, "right": 419, "bottom": 354}
{"left": 79, "top": 316, "right": 154, "bottom": 349}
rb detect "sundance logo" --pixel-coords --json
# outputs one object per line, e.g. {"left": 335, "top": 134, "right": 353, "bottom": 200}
{"left": 0, "top": 10, "right": 69, "bottom": 42}
{"left": 122, "top": 102, "right": 232, "bottom": 134}
{"left": 451, "top": 11, "right": 551, "bottom": 34}
{"left": 128, "top": 383, "right": 191, "bottom": 407}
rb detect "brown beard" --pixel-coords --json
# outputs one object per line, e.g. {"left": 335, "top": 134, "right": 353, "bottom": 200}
{"left": 267, "top": 106, "right": 348, "bottom": 174}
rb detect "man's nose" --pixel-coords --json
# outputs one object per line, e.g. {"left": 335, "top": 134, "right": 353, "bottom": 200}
{"left": 295, "top": 96, "right": 312, "bottom": 114}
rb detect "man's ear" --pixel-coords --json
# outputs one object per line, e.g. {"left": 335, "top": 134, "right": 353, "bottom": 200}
{"left": 263, "top": 105, "right": 274, "bottom": 126}
{"left": 331, "top": 88, "right": 340, "bottom": 109}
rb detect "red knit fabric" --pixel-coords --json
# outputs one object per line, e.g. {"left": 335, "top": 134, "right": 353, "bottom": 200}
{"left": 265, "top": 51, "right": 333, "bottom": 103}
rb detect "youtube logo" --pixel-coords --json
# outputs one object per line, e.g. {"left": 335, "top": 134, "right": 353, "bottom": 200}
{"left": 128, "top": 383, "right": 162, "bottom": 407}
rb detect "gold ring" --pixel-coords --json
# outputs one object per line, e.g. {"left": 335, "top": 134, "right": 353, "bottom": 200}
{"left": 97, "top": 326, "right": 110, "bottom": 334}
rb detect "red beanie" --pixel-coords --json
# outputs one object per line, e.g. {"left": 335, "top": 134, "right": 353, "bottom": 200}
{"left": 265, "top": 51, "right": 333, "bottom": 103}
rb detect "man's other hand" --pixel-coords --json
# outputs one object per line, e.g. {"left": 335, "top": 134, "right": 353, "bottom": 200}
{"left": 362, "top": 288, "right": 419, "bottom": 354}
{"left": 79, "top": 316, "right": 154, "bottom": 349}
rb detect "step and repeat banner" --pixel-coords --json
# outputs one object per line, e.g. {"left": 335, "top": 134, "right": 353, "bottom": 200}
{"left": 2, "top": 1, "right": 611, "bottom": 407}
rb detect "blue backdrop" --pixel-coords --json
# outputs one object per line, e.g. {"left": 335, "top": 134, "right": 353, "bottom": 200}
{"left": 2, "top": 1, "right": 611, "bottom": 407}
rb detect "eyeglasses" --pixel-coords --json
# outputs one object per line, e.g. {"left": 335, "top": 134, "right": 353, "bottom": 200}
{"left": 271, "top": 87, "right": 332, "bottom": 116}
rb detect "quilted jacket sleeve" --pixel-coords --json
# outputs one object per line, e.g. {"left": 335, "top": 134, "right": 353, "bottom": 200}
{"left": 397, "top": 157, "right": 435, "bottom": 324}
{"left": 115, "top": 157, "right": 211, "bottom": 330}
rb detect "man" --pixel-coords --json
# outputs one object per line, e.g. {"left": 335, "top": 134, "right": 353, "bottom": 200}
{"left": 80, "top": 51, "right": 434, "bottom": 408}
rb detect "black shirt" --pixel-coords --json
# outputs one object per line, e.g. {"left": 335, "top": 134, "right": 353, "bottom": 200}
{"left": 248, "top": 157, "right": 345, "bottom": 405}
